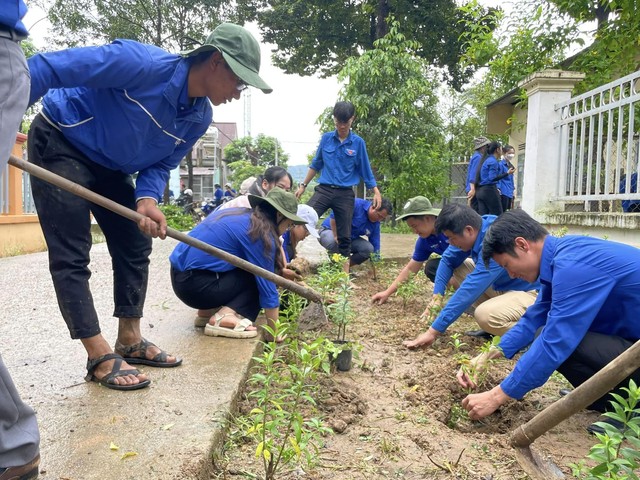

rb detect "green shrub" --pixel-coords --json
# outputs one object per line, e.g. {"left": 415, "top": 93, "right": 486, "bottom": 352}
{"left": 159, "top": 204, "right": 196, "bottom": 231}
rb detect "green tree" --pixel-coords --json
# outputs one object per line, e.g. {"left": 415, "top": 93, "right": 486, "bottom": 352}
{"left": 235, "top": 0, "right": 498, "bottom": 90}
{"left": 459, "top": 0, "right": 640, "bottom": 97}
{"left": 38, "top": 0, "right": 228, "bottom": 50}
{"left": 334, "top": 19, "right": 451, "bottom": 213}
{"left": 224, "top": 134, "right": 289, "bottom": 169}
{"left": 225, "top": 160, "right": 263, "bottom": 186}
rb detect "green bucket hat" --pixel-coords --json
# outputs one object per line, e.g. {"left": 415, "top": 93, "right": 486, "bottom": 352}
{"left": 248, "top": 187, "right": 306, "bottom": 224}
{"left": 396, "top": 196, "right": 441, "bottom": 221}
{"left": 182, "top": 23, "right": 272, "bottom": 94}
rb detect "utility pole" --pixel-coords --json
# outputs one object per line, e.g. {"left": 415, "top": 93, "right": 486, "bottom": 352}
{"left": 243, "top": 89, "right": 252, "bottom": 137}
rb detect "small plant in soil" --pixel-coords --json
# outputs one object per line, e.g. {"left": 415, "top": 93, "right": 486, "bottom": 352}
{"left": 570, "top": 379, "right": 640, "bottom": 480}
{"left": 245, "top": 317, "right": 333, "bottom": 480}
{"left": 369, "top": 252, "right": 383, "bottom": 282}
{"left": 326, "top": 271, "right": 356, "bottom": 342}
{"left": 456, "top": 336, "right": 501, "bottom": 394}
{"left": 395, "top": 275, "right": 420, "bottom": 311}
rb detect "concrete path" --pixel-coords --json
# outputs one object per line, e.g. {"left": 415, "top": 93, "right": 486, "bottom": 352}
{"left": 0, "top": 233, "right": 415, "bottom": 479}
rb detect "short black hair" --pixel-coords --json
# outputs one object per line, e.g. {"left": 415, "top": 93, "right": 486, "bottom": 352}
{"left": 377, "top": 198, "right": 393, "bottom": 215}
{"left": 435, "top": 204, "right": 482, "bottom": 235}
{"left": 333, "top": 101, "right": 355, "bottom": 122}
{"left": 481, "top": 209, "right": 549, "bottom": 266}
{"left": 215, "top": 183, "right": 221, "bottom": 188}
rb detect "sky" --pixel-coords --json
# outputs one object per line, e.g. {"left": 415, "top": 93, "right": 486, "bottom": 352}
{"left": 22, "top": 11, "right": 341, "bottom": 166}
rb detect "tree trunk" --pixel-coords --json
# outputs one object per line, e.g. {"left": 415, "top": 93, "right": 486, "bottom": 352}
{"left": 375, "top": 0, "right": 389, "bottom": 40}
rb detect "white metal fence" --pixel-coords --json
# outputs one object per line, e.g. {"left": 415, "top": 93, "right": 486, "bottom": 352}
{"left": 555, "top": 70, "right": 640, "bottom": 212}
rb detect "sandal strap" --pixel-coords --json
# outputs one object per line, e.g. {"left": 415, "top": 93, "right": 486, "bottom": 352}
{"left": 114, "top": 337, "right": 153, "bottom": 357}
{"left": 84, "top": 353, "right": 142, "bottom": 383}
{"left": 85, "top": 352, "right": 121, "bottom": 376}
{"left": 115, "top": 337, "right": 171, "bottom": 364}
{"left": 234, "top": 318, "right": 253, "bottom": 331}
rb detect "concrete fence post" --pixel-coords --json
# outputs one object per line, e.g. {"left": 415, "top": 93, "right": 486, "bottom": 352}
{"left": 519, "top": 70, "right": 585, "bottom": 215}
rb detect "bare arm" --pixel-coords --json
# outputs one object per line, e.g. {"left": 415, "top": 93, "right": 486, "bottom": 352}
{"left": 372, "top": 259, "right": 423, "bottom": 304}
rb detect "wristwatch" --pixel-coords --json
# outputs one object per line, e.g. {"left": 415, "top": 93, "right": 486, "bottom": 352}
{"left": 300, "top": 183, "right": 307, "bottom": 188}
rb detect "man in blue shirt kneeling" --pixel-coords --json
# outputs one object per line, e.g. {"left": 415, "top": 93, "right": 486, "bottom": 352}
{"left": 459, "top": 209, "right": 640, "bottom": 434}
{"left": 318, "top": 197, "right": 391, "bottom": 267}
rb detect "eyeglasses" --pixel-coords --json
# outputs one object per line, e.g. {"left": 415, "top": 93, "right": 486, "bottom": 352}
{"left": 223, "top": 61, "right": 248, "bottom": 92}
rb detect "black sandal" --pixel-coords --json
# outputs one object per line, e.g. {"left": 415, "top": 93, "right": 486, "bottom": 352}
{"left": 85, "top": 353, "right": 151, "bottom": 391}
{"left": 114, "top": 338, "right": 183, "bottom": 368}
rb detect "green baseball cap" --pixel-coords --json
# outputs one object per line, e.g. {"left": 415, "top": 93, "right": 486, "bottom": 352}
{"left": 396, "top": 196, "right": 441, "bottom": 221}
{"left": 182, "top": 23, "right": 272, "bottom": 94}
{"left": 248, "top": 187, "right": 306, "bottom": 224}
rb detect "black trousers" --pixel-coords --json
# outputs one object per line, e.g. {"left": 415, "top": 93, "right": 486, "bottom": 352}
{"left": 28, "top": 115, "right": 152, "bottom": 339}
{"left": 424, "top": 257, "right": 441, "bottom": 282}
{"left": 500, "top": 195, "right": 513, "bottom": 212}
{"left": 170, "top": 267, "right": 261, "bottom": 321}
{"left": 475, "top": 184, "right": 503, "bottom": 216}
{"left": 557, "top": 331, "right": 640, "bottom": 412}
{"left": 308, "top": 184, "right": 355, "bottom": 258}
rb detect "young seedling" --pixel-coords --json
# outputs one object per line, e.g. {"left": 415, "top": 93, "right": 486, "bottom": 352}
{"left": 396, "top": 275, "right": 420, "bottom": 311}
{"left": 369, "top": 252, "right": 384, "bottom": 282}
{"left": 245, "top": 317, "right": 333, "bottom": 480}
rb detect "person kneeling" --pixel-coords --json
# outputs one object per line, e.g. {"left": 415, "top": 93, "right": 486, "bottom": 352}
{"left": 169, "top": 188, "right": 306, "bottom": 339}
{"left": 319, "top": 197, "right": 391, "bottom": 267}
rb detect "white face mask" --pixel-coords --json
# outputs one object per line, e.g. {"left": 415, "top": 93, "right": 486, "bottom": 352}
{"left": 505, "top": 153, "right": 515, "bottom": 161}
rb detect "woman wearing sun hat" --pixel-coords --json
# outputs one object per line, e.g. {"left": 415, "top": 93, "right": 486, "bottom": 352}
{"left": 169, "top": 188, "right": 306, "bottom": 338}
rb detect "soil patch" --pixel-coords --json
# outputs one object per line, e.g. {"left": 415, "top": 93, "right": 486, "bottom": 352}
{"left": 215, "top": 261, "right": 600, "bottom": 479}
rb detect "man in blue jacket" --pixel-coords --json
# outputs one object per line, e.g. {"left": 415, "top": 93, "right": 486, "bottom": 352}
{"left": 318, "top": 197, "right": 391, "bottom": 267}
{"left": 459, "top": 209, "right": 640, "bottom": 434}
{"left": 295, "top": 101, "right": 381, "bottom": 273}
{"left": 0, "top": 2, "right": 41, "bottom": 478}
{"left": 27, "top": 23, "right": 271, "bottom": 391}
{"left": 403, "top": 204, "right": 539, "bottom": 349}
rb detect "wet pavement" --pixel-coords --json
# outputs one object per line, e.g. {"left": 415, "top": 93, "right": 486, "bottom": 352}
{"left": 0, "top": 233, "right": 415, "bottom": 479}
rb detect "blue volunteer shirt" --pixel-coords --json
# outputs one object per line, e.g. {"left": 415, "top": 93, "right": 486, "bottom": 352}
{"left": 169, "top": 209, "right": 280, "bottom": 309}
{"left": 497, "top": 159, "right": 515, "bottom": 198}
{"left": 478, "top": 155, "right": 501, "bottom": 186}
{"left": 466, "top": 151, "right": 482, "bottom": 192}
{"left": 321, "top": 198, "right": 381, "bottom": 253}
{"left": 430, "top": 215, "right": 539, "bottom": 333}
{"left": 28, "top": 40, "right": 213, "bottom": 202}
{"left": 310, "top": 130, "right": 377, "bottom": 189}
{"left": 411, "top": 233, "right": 450, "bottom": 262}
{"left": 499, "top": 235, "right": 640, "bottom": 400}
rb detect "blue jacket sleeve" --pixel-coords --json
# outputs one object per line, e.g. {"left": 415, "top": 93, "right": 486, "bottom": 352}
{"left": 28, "top": 40, "right": 152, "bottom": 107}
{"left": 433, "top": 245, "right": 468, "bottom": 295}
{"left": 500, "top": 261, "right": 616, "bottom": 399}
{"left": 369, "top": 222, "right": 381, "bottom": 254}
{"left": 431, "top": 258, "right": 502, "bottom": 333}
{"left": 310, "top": 136, "right": 325, "bottom": 172}
{"left": 135, "top": 126, "right": 207, "bottom": 201}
